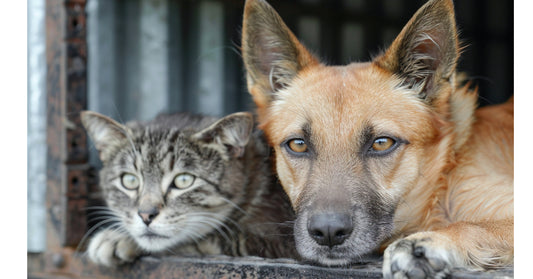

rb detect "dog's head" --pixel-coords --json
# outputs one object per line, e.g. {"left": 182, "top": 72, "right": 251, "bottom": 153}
{"left": 242, "top": 0, "right": 476, "bottom": 266}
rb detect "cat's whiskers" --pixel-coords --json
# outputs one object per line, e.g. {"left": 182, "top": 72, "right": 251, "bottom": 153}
{"left": 105, "top": 223, "right": 129, "bottom": 238}
{"left": 86, "top": 211, "right": 121, "bottom": 219}
{"left": 76, "top": 218, "right": 123, "bottom": 254}
{"left": 159, "top": 214, "right": 215, "bottom": 242}
{"left": 76, "top": 206, "right": 130, "bottom": 254}
{"left": 218, "top": 197, "right": 247, "bottom": 216}
{"left": 82, "top": 205, "right": 114, "bottom": 211}
{"left": 181, "top": 224, "right": 210, "bottom": 243}
{"left": 84, "top": 206, "right": 127, "bottom": 219}
{"left": 84, "top": 208, "right": 121, "bottom": 221}
{"left": 184, "top": 227, "right": 205, "bottom": 244}
{"left": 193, "top": 219, "right": 233, "bottom": 243}
{"left": 184, "top": 212, "right": 242, "bottom": 232}
{"left": 183, "top": 212, "right": 240, "bottom": 243}
{"left": 88, "top": 215, "right": 122, "bottom": 224}
{"left": 179, "top": 214, "right": 241, "bottom": 246}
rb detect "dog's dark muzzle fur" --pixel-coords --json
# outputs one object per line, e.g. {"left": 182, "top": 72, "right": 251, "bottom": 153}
{"left": 293, "top": 182, "right": 396, "bottom": 266}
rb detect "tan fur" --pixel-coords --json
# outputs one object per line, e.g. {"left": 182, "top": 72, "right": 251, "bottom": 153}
{"left": 242, "top": 0, "right": 513, "bottom": 276}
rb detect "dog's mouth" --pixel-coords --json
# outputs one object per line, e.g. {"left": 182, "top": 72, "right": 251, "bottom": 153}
{"left": 299, "top": 241, "right": 378, "bottom": 266}
{"left": 293, "top": 207, "right": 394, "bottom": 266}
{"left": 312, "top": 246, "right": 358, "bottom": 265}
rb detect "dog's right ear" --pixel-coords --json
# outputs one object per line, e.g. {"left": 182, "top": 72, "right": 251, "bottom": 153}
{"left": 241, "top": 0, "right": 319, "bottom": 114}
{"left": 81, "top": 111, "right": 130, "bottom": 162}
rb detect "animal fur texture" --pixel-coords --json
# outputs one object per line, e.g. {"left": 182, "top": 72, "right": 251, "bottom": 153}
{"left": 81, "top": 111, "right": 296, "bottom": 267}
{"left": 241, "top": 0, "right": 513, "bottom": 277}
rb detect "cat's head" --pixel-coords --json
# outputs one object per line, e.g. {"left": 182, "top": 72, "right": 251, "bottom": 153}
{"left": 81, "top": 111, "right": 254, "bottom": 252}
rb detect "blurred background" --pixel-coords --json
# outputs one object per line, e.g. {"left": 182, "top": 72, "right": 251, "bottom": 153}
{"left": 28, "top": 0, "right": 513, "bottom": 253}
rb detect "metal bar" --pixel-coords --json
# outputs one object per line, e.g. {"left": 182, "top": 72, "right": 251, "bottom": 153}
{"left": 28, "top": 0, "right": 48, "bottom": 253}
{"left": 46, "top": 0, "right": 89, "bottom": 250}
{"left": 137, "top": 0, "right": 170, "bottom": 120}
{"left": 197, "top": 0, "right": 225, "bottom": 116}
{"left": 45, "top": 0, "right": 66, "bottom": 252}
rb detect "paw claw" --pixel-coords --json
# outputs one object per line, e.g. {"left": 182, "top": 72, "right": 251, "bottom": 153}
{"left": 413, "top": 246, "right": 425, "bottom": 258}
{"left": 391, "top": 261, "right": 400, "bottom": 273}
{"left": 406, "top": 267, "right": 425, "bottom": 279}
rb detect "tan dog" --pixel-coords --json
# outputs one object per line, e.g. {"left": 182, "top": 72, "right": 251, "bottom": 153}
{"left": 241, "top": 0, "right": 513, "bottom": 277}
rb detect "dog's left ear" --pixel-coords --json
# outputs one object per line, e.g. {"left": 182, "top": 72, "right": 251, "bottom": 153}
{"left": 375, "top": 0, "right": 459, "bottom": 102}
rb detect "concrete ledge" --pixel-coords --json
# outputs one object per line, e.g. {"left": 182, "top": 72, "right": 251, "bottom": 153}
{"left": 28, "top": 252, "right": 514, "bottom": 279}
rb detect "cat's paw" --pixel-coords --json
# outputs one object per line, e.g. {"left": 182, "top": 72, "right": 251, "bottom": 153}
{"left": 87, "top": 228, "right": 140, "bottom": 267}
{"left": 382, "top": 233, "right": 458, "bottom": 279}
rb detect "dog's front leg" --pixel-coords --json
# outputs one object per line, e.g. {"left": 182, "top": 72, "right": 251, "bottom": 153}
{"left": 382, "top": 219, "right": 513, "bottom": 279}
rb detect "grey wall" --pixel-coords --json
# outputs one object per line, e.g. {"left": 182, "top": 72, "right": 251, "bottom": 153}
{"left": 87, "top": 0, "right": 248, "bottom": 123}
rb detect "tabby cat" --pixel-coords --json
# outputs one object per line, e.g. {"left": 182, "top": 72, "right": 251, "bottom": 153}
{"left": 81, "top": 111, "right": 296, "bottom": 267}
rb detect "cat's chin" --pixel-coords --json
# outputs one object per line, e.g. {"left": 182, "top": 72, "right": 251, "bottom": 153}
{"left": 135, "top": 233, "right": 176, "bottom": 252}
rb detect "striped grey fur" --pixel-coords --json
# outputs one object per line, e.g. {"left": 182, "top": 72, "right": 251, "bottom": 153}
{"left": 81, "top": 111, "right": 296, "bottom": 267}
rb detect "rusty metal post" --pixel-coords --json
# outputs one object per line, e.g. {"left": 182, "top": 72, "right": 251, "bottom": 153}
{"left": 46, "top": 0, "right": 88, "bottom": 251}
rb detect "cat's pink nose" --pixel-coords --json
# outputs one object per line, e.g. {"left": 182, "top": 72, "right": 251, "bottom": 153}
{"left": 138, "top": 207, "right": 159, "bottom": 226}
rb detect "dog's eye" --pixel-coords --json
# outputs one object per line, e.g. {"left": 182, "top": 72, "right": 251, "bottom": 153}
{"left": 121, "top": 173, "right": 140, "bottom": 190}
{"left": 371, "top": 137, "right": 396, "bottom": 152}
{"left": 287, "top": 139, "right": 308, "bottom": 153}
{"left": 172, "top": 173, "right": 196, "bottom": 189}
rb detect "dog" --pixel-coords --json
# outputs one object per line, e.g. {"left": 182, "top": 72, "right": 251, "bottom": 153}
{"left": 241, "top": 0, "right": 513, "bottom": 277}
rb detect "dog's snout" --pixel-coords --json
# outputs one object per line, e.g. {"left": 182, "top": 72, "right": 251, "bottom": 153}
{"left": 307, "top": 213, "right": 353, "bottom": 248}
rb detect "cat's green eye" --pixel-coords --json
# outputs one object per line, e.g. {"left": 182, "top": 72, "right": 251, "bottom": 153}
{"left": 173, "top": 173, "right": 195, "bottom": 189}
{"left": 121, "top": 173, "right": 140, "bottom": 190}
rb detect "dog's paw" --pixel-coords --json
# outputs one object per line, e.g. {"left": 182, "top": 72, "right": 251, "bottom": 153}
{"left": 87, "top": 228, "right": 140, "bottom": 267}
{"left": 383, "top": 233, "right": 458, "bottom": 279}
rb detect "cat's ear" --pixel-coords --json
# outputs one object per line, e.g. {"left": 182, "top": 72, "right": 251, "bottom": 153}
{"left": 193, "top": 112, "right": 254, "bottom": 158}
{"left": 80, "top": 111, "right": 130, "bottom": 162}
{"left": 374, "top": 0, "right": 459, "bottom": 103}
{"left": 242, "top": 0, "right": 319, "bottom": 120}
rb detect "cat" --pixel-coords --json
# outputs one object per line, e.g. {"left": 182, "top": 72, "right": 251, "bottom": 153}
{"left": 81, "top": 110, "right": 297, "bottom": 267}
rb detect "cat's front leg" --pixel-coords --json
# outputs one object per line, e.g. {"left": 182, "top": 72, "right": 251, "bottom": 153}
{"left": 87, "top": 228, "right": 141, "bottom": 267}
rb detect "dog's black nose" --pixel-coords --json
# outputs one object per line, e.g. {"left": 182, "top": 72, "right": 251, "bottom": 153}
{"left": 307, "top": 213, "right": 353, "bottom": 248}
